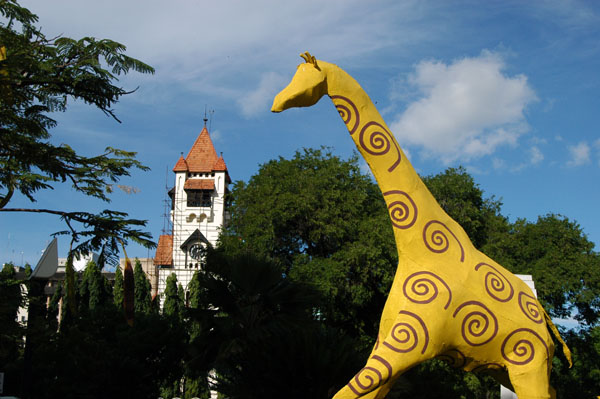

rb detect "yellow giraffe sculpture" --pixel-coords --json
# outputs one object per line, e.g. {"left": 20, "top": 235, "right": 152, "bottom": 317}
{"left": 272, "top": 52, "right": 571, "bottom": 399}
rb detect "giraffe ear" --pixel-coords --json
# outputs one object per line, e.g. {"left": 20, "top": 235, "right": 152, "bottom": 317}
{"left": 311, "top": 55, "right": 320, "bottom": 70}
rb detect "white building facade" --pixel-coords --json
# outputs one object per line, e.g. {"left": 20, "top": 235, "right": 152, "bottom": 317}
{"left": 154, "top": 125, "right": 230, "bottom": 303}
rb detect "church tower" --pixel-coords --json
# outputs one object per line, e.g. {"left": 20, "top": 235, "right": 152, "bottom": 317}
{"left": 154, "top": 123, "right": 230, "bottom": 302}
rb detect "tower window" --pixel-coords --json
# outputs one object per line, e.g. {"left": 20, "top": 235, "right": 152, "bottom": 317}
{"left": 187, "top": 190, "right": 212, "bottom": 207}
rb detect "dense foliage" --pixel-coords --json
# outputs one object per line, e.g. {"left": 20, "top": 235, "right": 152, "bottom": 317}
{"left": 0, "top": 263, "right": 24, "bottom": 373}
{"left": 133, "top": 259, "right": 152, "bottom": 313}
{"left": 220, "top": 147, "right": 398, "bottom": 345}
{"left": 186, "top": 248, "right": 364, "bottom": 399}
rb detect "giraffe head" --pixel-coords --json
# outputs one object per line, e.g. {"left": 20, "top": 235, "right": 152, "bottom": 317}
{"left": 271, "top": 52, "right": 328, "bottom": 112}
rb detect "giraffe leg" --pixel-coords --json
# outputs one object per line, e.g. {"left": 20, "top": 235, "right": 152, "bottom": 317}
{"left": 506, "top": 365, "right": 554, "bottom": 399}
{"left": 333, "top": 310, "right": 435, "bottom": 399}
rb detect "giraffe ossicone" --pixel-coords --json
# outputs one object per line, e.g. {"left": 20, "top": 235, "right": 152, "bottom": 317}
{"left": 272, "top": 52, "right": 571, "bottom": 399}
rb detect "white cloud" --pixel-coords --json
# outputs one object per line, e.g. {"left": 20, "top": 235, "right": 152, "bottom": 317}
{"left": 492, "top": 158, "right": 505, "bottom": 170}
{"left": 20, "top": 1, "right": 416, "bottom": 80}
{"left": 566, "top": 141, "right": 591, "bottom": 167}
{"left": 530, "top": 146, "right": 544, "bottom": 165}
{"left": 238, "top": 72, "right": 287, "bottom": 118}
{"left": 17, "top": 0, "right": 449, "bottom": 115}
{"left": 389, "top": 51, "right": 537, "bottom": 163}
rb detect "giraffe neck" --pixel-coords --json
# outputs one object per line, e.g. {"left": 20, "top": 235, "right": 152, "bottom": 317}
{"left": 321, "top": 62, "right": 468, "bottom": 258}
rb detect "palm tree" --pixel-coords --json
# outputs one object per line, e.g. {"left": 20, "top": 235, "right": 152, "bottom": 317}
{"left": 186, "top": 248, "right": 364, "bottom": 398}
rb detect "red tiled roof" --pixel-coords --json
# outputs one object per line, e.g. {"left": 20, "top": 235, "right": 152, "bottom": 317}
{"left": 213, "top": 155, "right": 227, "bottom": 171}
{"left": 184, "top": 179, "right": 215, "bottom": 190}
{"left": 186, "top": 127, "right": 218, "bottom": 173}
{"left": 154, "top": 235, "right": 173, "bottom": 266}
{"left": 173, "top": 155, "right": 187, "bottom": 172}
{"left": 172, "top": 127, "right": 230, "bottom": 174}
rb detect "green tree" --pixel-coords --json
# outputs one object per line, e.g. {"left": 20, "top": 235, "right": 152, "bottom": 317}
{"left": 0, "top": 262, "right": 23, "bottom": 373}
{"left": 163, "top": 272, "right": 181, "bottom": 318}
{"left": 0, "top": 0, "right": 155, "bottom": 265}
{"left": 30, "top": 309, "right": 187, "bottom": 399}
{"left": 187, "top": 270, "right": 203, "bottom": 309}
{"left": 223, "top": 148, "right": 389, "bottom": 268}
{"left": 220, "top": 147, "right": 397, "bottom": 343}
{"left": 551, "top": 326, "right": 600, "bottom": 398}
{"left": 78, "top": 260, "right": 105, "bottom": 312}
{"left": 186, "top": 248, "right": 361, "bottom": 399}
{"left": 178, "top": 283, "right": 185, "bottom": 304}
{"left": 133, "top": 258, "right": 151, "bottom": 313}
{"left": 113, "top": 265, "right": 124, "bottom": 309}
{"left": 485, "top": 214, "right": 600, "bottom": 328}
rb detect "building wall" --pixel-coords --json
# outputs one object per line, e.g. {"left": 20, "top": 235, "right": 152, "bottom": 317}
{"left": 157, "top": 170, "right": 228, "bottom": 306}
{"left": 171, "top": 171, "right": 227, "bottom": 268}
{"left": 119, "top": 257, "right": 158, "bottom": 296}
{"left": 57, "top": 253, "right": 99, "bottom": 272}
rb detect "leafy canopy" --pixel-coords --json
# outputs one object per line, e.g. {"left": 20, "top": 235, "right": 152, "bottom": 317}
{"left": 219, "top": 147, "right": 398, "bottom": 342}
{"left": 0, "top": 0, "right": 156, "bottom": 264}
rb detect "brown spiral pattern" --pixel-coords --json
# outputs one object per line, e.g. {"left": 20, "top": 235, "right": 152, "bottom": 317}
{"left": 437, "top": 349, "right": 466, "bottom": 368}
{"left": 347, "top": 355, "right": 392, "bottom": 395}
{"left": 452, "top": 301, "right": 498, "bottom": 346}
{"left": 402, "top": 271, "right": 452, "bottom": 310}
{"left": 383, "top": 190, "right": 418, "bottom": 229}
{"left": 331, "top": 95, "right": 359, "bottom": 135}
{"left": 358, "top": 121, "right": 402, "bottom": 172}
{"left": 501, "top": 328, "right": 549, "bottom": 366}
{"left": 518, "top": 292, "right": 544, "bottom": 324}
{"left": 474, "top": 262, "right": 514, "bottom": 302}
{"left": 423, "top": 220, "right": 465, "bottom": 262}
{"left": 383, "top": 310, "right": 429, "bottom": 354}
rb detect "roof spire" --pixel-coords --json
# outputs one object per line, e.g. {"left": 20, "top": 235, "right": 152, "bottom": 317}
{"left": 204, "top": 105, "right": 208, "bottom": 127}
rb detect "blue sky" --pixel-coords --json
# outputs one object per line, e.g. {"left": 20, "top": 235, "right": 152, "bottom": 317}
{"left": 2, "top": 0, "right": 600, "bottom": 267}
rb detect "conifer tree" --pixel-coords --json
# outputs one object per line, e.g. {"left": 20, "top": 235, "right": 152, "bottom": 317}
{"left": 133, "top": 258, "right": 152, "bottom": 313}
{"left": 163, "top": 273, "right": 180, "bottom": 317}
{"left": 113, "top": 265, "right": 124, "bottom": 309}
{"left": 0, "top": 263, "right": 22, "bottom": 364}
{"left": 79, "top": 260, "right": 104, "bottom": 311}
{"left": 78, "top": 262, "right": 91, "bottom": 311}
{"left": 187, "top": 271, "right": 202, "bottom": 309}
{"left": 103, "top": 275, "right": 113, "bottom": 304}
{"left": 178, "top": 282, "right": 185, "bottom": 305}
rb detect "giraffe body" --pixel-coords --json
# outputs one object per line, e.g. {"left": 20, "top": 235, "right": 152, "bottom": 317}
{"left": 272, "top": 53, "right": 569, "bottom": 399}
